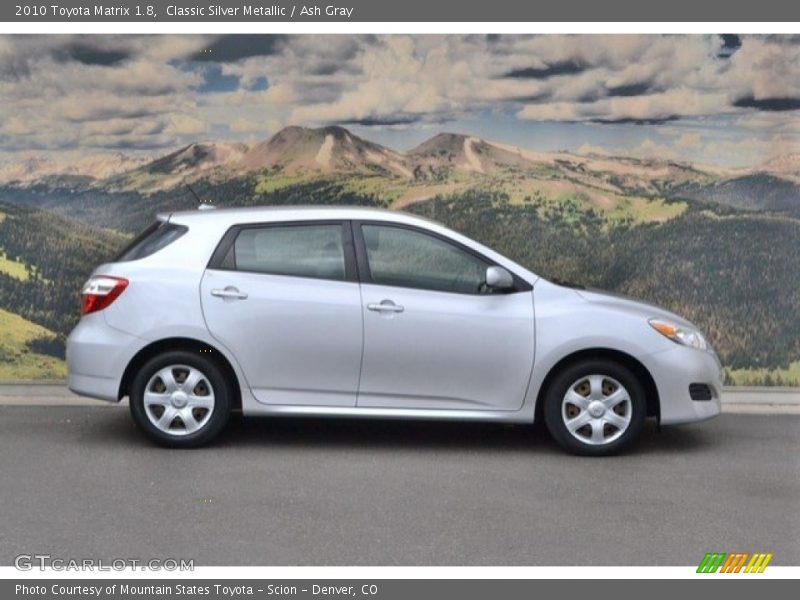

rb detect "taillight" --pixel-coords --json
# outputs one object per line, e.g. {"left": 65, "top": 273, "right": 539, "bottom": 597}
{"left": 81, "top": 276, "right": 128, "bottom": 316}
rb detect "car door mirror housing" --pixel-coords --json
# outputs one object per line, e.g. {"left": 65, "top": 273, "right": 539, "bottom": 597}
{"left": 486, "top": 266, "right": 514, "bottom": 290}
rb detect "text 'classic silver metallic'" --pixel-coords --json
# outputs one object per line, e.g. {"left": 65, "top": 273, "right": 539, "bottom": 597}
{"left": 67, "top": 206, "right": 722, "bottom": 455}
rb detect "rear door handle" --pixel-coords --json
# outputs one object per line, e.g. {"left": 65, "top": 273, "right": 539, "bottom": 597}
{"left": 211, "top": 287, "right": 248, "bottom": 300}
{"left": 367, "top": 300, "right": 404, "bottom": 313}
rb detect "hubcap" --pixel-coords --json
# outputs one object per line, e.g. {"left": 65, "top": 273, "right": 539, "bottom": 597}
{"left": 143, "top": 365, "right": 215, "bottom": 436}
{"left": 587, "top": 401, "right": 605, "bottom": 418}
{"left": 561, "top": 374, "right": 632, "bottom": 445}
{"left": 171, "top": 391, "right": 188, "bottom": 408}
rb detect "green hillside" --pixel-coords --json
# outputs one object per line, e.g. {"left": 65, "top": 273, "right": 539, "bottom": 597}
{"left": 0, "top": 165, "right": 697, "bottom": 235}
{"left": 0, "top": 202, "right": 128, "bottom": 372}
{"left": 727, "top": 361, "right": 800, "bottom": 387}
{"left": 0, "top": 251, "right": 30, "bottom": 281}
{"left": 1, "top": 170, "right": 798, "bottom": 385}
{"left": 0, "top": 307, "right": 66, "bottom": 379}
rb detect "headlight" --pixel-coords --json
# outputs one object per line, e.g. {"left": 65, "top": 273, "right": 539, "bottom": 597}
{"left": 648, "top": 318, "right": 708, "bottom": 351}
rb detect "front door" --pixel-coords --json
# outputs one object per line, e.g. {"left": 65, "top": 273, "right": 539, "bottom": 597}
{"left": 355, "top": 223, "right": 535, "bottom": 411}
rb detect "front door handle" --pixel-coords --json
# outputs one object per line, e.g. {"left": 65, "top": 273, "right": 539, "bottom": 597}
{"left": 367, "top": 300, "right": 404, "bottom": 313}
{"left": 211, "top": 287, "right": 248, "bottom": 300}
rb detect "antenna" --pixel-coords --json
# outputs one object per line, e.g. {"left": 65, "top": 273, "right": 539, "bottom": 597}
{"left": 187, "top": 184, "right": 215, "bottom": 210}
{"left": 186, "top": 184, "right": 202, "bottom": 203}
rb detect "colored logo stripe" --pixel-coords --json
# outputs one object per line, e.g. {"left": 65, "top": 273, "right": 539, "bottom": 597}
{"left": 720, "top": 553, "right": 749, "bottom": 573}
{"left": 697, "top": 553, "right": 726, "bottom": 573}
{"left": 744, "top": 553, "right": 773, "bottom": 573}
{"left": 697, "top": 552, "right": 773, "bottom": 573}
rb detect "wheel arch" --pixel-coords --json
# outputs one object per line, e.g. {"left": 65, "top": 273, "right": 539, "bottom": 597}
{"left": 534, "top": 348, "right": 660, "bottom": 422}
{"left": 118, "top": 337, "right": 242, "bottom": 411}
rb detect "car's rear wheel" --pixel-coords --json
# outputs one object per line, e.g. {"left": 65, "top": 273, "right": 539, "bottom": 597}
{"left": 129, "top": 351, "right": 231, "bottom": 448}
{"left": 543, "top": 359, "right": 646, "bottom": 456}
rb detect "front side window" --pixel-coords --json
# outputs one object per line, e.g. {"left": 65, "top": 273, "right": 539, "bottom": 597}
{"left": 228, "top": 224, "right": 346, "bottom": 281}
{"left": 362, "top": 225, "right": 489, "bottom": 294}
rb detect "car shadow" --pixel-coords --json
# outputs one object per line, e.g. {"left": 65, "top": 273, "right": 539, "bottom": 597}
{"left": 78, "top": 406, "right": 717, "bottom": 455}
{"left": 215, "top": 413, "right": 716, "bottom": 456}
{"left": 220, "top": 415, "right": 560, "bottom": 453}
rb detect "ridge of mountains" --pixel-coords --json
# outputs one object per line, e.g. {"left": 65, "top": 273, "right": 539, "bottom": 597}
{"left": 2, "top": 125, "right": 798, "bottom": 214}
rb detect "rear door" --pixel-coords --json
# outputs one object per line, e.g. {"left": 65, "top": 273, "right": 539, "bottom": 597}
{"left": 354, "top": 222, "right": 535, "bottom": 411}
{"left": 201, "top": 221, "right": 363, "bottom": 407}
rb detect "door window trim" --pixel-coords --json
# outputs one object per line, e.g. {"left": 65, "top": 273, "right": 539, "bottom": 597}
{"left": 352, "top": 220, "right": 532, "bottom": 295}
{"left": 207, "top": 220, "right": 359, "bottom": 283}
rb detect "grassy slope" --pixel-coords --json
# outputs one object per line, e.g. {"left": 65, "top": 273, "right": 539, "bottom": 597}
{"left": 0, "top": 212, "right": 26, "bottom": 280}
{"left": 0, "top": 307, "right": 66, "bottom": 379}
{"left": 251, "top": 169, "right": 689, "bottom": 226}
{"left": 0, "top": 251, "right": 29, "bottom": 281}
{"left": 726, "top": 362, "right": 800, "bottom": 387}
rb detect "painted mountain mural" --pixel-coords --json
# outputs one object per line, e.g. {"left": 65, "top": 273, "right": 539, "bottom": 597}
{"left": 0, "top": 125, "right": 798, "bottom": 384}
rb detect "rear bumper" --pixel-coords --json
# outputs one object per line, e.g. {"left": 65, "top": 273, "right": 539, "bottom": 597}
{"left": 66, "top": 314, "right": 142, "bottom": 402}
{"left": 641, "top": 344, "right": 723, "bottom": 425}
{"left": 67, "top": 373, "right": 120, "bottom": 402}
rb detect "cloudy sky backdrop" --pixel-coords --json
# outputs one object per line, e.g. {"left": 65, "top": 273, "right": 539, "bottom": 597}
{"left": 1, "top": 34, "right": 798, "bottom": 168}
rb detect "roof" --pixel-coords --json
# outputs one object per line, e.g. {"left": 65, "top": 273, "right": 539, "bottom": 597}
{"left": 162, "top": 205, "right": 442, "bottom": 228}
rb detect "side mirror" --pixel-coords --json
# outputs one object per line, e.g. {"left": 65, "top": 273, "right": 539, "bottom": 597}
{"left": 486, "top": 266, "right": 514, "bottom": 290}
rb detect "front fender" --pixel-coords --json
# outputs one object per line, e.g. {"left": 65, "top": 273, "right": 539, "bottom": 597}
{"left": 524, "top": 280, "right": 674, "bottom": 419}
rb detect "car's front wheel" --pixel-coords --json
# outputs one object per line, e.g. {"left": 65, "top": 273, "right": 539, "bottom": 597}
{"left": 543, "top": 359, "right": 646, "bottom": 456}
{"left": 129, "top": 351, "right": 231, "bottom": 448}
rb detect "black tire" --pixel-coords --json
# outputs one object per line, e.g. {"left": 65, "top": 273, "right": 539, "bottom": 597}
{"left": 543, "top": 359, "right": 646, "bottom": 456}
{"left": 129, "top": 350, "right": 232, "bottom": 448}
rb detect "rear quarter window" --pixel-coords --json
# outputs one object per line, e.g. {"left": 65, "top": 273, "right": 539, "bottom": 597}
{"left": 115, "top": 221, "right": 188, "bottom": 262}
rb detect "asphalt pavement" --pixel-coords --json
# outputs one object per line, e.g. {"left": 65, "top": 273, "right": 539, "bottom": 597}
{"left": 1, "top": 403, "right": 798, "bottom": 566}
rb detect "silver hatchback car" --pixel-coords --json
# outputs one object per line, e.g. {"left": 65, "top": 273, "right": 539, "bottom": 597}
{"left": 67, "top": 206, "right": 722, "bottom": 455}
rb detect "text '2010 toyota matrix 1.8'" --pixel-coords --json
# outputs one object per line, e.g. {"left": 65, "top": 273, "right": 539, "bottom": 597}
{"left": 67, "top": 206, "right": 722, "bottom": 455}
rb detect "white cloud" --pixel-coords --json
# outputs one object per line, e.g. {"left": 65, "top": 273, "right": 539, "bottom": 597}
{"left": 675, "top": 132, "right": 702, "bottom": 150}
{"left": 167, "top": 114, "right": 207, "bottom": 136}
{"left": 699, "top": 135, "right": 798, "bottom": 168}
{"left": 723, "top": 37, "right": 800, "bottom": 101}
{"left": 0, "top": 34, "right": 798, "bottom": 168}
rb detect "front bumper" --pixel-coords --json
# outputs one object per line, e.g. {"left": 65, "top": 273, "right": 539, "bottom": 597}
{"left": 641, "top": 344, "right": 723, "bottom": 425}
{"left": 66, "top": 314, "right": 142, "bottom": 402}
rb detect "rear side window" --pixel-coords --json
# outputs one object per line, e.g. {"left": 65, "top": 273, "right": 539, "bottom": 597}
{"left": 224, "top": 224, "right": 346, "bottom": 281}
{"left": 115, "top": 221, "right": 188, "bottom": 262}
